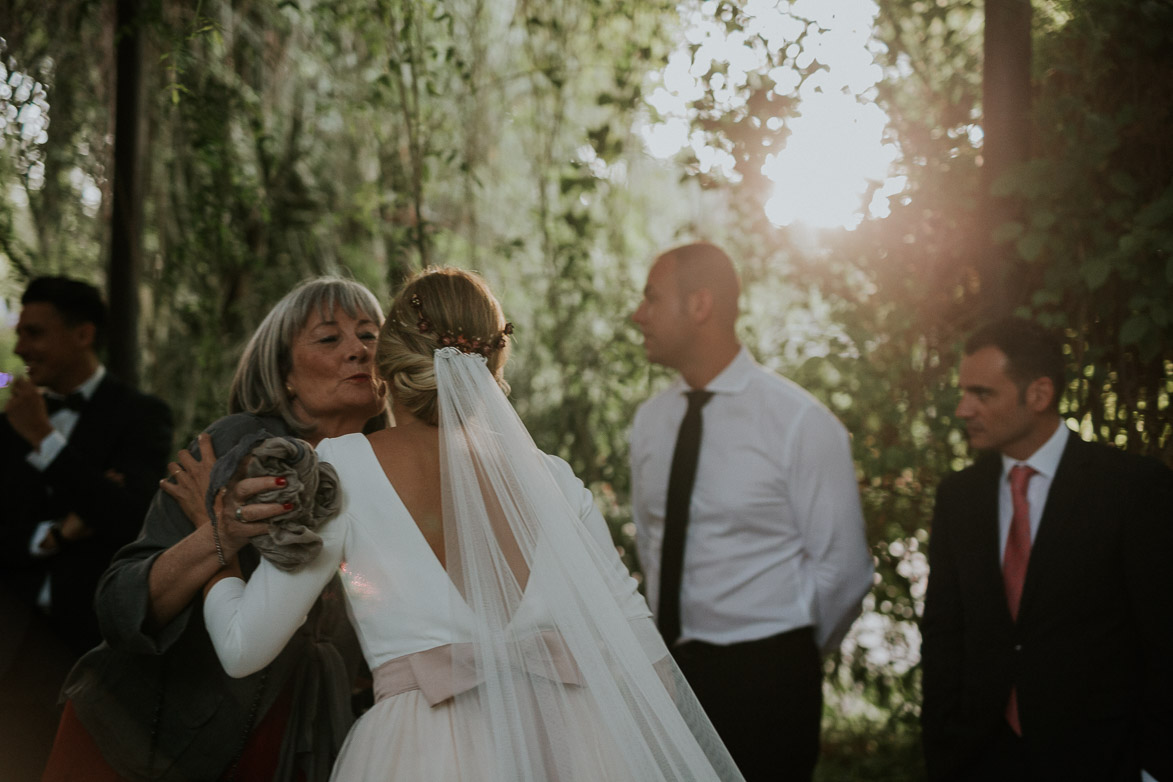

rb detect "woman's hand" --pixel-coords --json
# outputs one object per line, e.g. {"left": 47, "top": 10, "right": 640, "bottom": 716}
{"left": 159, "top": 433, "right": 217, "bottom": 529}
{"left": 202, "top": 476, "right": 291, "bottom": 597}
{"left": 211, "top": 474, "right": 292, "bottom": 561}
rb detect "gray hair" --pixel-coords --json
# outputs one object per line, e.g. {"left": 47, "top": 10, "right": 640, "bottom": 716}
{"left": 229, "top": 276, "right": 387, "bottom": 435}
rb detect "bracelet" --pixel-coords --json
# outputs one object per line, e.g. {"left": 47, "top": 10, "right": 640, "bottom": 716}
{"left": 211, "top": 494, "right": 228, "bottom": 569}
{"left": 209, "top": 517, "right": 227, "bottom": 568}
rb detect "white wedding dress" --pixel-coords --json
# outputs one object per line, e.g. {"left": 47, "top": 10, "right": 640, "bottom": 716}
{"left": 205, "top": 433, "right": 667, "bottom": 780}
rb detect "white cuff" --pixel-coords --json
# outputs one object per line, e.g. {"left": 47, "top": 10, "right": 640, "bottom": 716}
{"left": 25, "top": 429, "right": 67, "bottom": 471}
{"left": 29, "top": 521, "right": 58, "bottom": 557}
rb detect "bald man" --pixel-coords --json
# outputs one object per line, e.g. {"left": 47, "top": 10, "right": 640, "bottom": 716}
{"left": 630, "top": 242, "right": 873, "bottom": 781}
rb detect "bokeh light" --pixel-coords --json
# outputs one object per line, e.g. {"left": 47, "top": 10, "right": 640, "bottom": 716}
{"left": 641, "top": 0, "right": 905, "bottom": 231}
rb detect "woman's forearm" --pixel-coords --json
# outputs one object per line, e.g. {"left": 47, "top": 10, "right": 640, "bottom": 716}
{"left": 146, "top": 525, "right": 226, "bottom": 628}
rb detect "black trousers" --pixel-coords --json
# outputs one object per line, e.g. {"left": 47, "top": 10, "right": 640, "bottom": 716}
{"left": 671, "top": 626, "right": 823, "bottom": 782}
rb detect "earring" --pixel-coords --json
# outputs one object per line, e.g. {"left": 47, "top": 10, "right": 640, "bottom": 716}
{"left": 285, "top": 383, "right": 296, "bottom": 400}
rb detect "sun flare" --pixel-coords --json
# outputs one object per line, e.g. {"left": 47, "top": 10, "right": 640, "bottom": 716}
{"left": 641, "top": 0, "right": 905, "bottom": 232}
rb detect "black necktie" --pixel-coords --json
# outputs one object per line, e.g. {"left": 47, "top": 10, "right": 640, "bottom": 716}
{"left": 44, "top": 391, "right": 86, "bottom": 414}
{"left": 657, "top": 389, "right": 714, "bottom": 645}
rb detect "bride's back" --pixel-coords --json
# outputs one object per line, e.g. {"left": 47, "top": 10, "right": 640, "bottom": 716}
{"left": 366, "top": 420, "right": 443, "bottom": 565}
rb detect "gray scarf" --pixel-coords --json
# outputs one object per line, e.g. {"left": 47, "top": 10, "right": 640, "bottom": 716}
{"left": 205, "top": 432, "right": 342, "bottom": 571}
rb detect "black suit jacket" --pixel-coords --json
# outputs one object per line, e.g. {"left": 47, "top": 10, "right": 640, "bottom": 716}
{"left": 0, "top": 373, "right": 172, "bottom": 653}
{"left": 921, "top": 431, "right": 1173, "bottom": 782}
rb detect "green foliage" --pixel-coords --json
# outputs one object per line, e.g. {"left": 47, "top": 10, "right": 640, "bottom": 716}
{"left": 0, "top": 3, "right": 108, "bottom": 287}
{"left": 816, "top": 724, "right": 926, "bottom": 782}
{"left": 995, "top": 0, "right": 1173, "bottom": 460}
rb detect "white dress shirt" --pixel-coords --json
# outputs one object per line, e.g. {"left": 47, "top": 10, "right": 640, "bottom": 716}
{"left": 997, "top": 418, "right": 1068, "bottom": 562}
{"left": 630, "top": 347, "right": 873, "bottom": 652}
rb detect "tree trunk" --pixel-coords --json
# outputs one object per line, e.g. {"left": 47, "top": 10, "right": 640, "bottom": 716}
{"left": 980, "top": 0, "right": 1032, "bottom": 318}
{"left": 107, "top": 0, "right": 143, "bottom": 385}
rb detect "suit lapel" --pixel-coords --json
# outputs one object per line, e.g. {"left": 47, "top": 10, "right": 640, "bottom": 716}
{"left": 64, "top": 376, "right": 121, "bottom": 456}
{"left": 967, "top": 455, "right": 1011, "bottom": 620}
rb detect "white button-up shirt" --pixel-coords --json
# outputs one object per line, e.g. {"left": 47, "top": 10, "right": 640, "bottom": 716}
{"left": 631, "top": 347, "right": 873, "bottom": 652}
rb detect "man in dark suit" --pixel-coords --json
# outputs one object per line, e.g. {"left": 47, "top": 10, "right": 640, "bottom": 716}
{"left": 920, "top": 317, "right": 1173, "bottom": 782}
{"left": 1, "top": 276, "right": 173, "bottom": 655}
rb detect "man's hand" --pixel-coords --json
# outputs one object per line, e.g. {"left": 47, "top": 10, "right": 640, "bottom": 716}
{"left": 36, "top": 512, "right": 93, "bottom": 553}
{"left": 4, "top": 376, "right": 54, "bottom": 447}
{"left": 60, "top": 511, "right": 94, "bottom": 542}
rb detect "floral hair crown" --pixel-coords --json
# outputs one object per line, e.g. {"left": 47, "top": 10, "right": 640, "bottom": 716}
{"left": 410, "top": 293, "right": 513, "bottom": 358}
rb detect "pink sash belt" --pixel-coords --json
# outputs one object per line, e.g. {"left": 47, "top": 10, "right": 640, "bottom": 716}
{"left": 371, "top": 630, "right": 584, "bottom": 707}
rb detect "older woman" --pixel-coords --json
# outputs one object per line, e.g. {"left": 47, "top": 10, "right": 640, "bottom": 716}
{"left": 41, "top": 277, "right": 388, "bottom": 782}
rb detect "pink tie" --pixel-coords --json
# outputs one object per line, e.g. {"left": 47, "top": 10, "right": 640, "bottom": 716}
{"left": 1004, "top": 464, "right": 1036, "bottom": 735}
{"left": 1003, "top": 465, "right": 1036, "bottom": 621}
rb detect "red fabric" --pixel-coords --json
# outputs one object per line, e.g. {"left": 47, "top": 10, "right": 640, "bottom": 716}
{"left": 1003, "top": 464, "right": 1037, "bottom": 736}
{"left": 221, "top": 682, "right": 303, "bottom": 782}
{"left": 42, "top": 688, "right": 305, "bottom": 782}
{"left": 40, "top": 701, "right": 130, "bottom": 782}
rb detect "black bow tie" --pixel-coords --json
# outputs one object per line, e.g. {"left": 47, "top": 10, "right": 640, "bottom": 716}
{"left": 44, "top": 391, "right": 87, "bottom": 414}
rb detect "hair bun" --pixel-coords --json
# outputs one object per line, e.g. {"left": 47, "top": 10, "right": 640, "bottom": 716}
{"left": 376, "top": 267, "right": 510, "bottom": 426}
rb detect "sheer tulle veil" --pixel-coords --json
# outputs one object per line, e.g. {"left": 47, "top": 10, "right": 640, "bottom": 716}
{"left": 434, "top": 346, "right": 744, "bottom": 781}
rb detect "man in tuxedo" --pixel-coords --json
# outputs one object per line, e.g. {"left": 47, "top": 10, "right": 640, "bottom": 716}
{"left": 630, "top": 242, "right": 873, "bottom": 781}
{"left": 1, "top": 276, "right": 173, "bottom": 655}
{"left": 920, "top": 317, "right": 1173, "bottom": 782}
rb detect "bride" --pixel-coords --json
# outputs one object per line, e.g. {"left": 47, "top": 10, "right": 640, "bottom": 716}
{"left": 200, "top": 267, "right": 744, "bottom": 780}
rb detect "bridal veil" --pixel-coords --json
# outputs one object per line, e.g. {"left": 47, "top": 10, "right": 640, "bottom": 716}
{"left": 434, "top": 345, "right": 744, "bottom": 781}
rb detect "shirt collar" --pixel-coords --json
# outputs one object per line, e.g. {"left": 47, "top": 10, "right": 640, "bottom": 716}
{"left": 1000, "top": 417, "right": 1068, "bottom": 481}
{"left": 60, "top": 365, "right": 105, "bottom": 401}
{"left": 676, "top": 345, "right": 754, "bottom": 397}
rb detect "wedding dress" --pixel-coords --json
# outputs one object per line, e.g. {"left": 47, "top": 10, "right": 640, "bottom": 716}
{"left": 204, "top": 348, "right": 743, "bottom": 781}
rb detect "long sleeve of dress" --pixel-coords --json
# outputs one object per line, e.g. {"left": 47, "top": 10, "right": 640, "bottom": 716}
{"left": 204, "top": 510, "right": 347, "bottom": 678}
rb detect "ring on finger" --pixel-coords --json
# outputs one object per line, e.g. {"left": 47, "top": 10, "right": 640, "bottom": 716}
{"left": 171, "top": 468, "right": 183, "bottom": 478}
{"left": 235, "top": 506, "right": 245, "bottom": 522}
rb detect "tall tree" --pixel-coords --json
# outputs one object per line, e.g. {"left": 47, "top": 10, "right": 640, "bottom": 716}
{"left": 979, "top": 0, "right": 1032, "bottom": 317}
{"left": 107, "top": 0, "right": 145, "bottom": 384}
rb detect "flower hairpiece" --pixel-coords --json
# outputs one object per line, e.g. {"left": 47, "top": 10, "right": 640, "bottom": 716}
{"left": 410, "top": 293, "right": 513, "bottom": 358}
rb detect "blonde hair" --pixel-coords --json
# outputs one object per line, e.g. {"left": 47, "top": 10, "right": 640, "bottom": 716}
{"left": 229, "top": 276, "right": 389, "bottom": 435}
{"left": 377, "top": 267, "right": 511, "bottom": 426}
